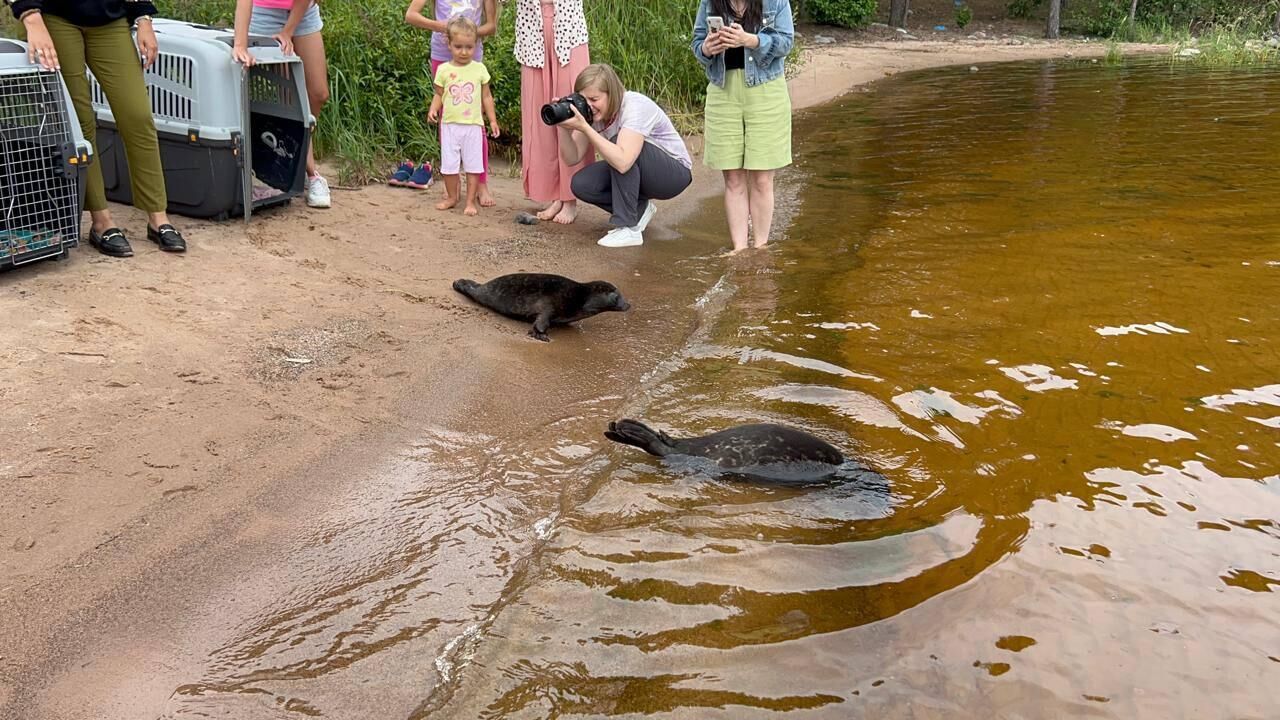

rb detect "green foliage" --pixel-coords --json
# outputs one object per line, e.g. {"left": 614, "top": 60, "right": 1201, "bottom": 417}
{"left": 955, "top": 5, "right": 974, "bottom": 29}
{"left": 1067, "top": 0, "right": 1279, "bottom": 37}
{"left": 1006, "top": 0, "right": 1044, "bottom": 20}
{"left": 804, "top": 0, "right": 877, "bottom": 29}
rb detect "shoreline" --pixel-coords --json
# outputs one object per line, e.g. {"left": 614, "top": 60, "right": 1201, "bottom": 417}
{"left": 0, "top": 34, "right": 1169, "bottom": 718}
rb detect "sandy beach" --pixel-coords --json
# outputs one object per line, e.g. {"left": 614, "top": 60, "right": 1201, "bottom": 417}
{"left": 0, "top": 28, "right": 1166, "bottom": 718}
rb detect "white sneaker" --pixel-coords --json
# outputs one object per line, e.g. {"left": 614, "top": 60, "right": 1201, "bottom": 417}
{"left": 598, "top": 226, "right": 644, "bottom": 248}
{"left": 305, "top": 175, "right": 332, "bottom": 208}
{"left": 636, "top": 201, "right": 656, "bottom": 232}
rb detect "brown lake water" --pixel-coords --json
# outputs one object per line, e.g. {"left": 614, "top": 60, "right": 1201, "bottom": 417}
{"left": 159, "top": 59, "right": 1279, "bottom": 719}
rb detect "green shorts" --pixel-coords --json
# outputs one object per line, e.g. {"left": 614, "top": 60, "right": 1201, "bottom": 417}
{"left": 703, "top": 70, "right": 792, "bottom": 171}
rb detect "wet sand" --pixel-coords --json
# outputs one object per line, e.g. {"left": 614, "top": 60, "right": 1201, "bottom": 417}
{"left": 0, "top": 33, "right": 1166, "bottom": 719}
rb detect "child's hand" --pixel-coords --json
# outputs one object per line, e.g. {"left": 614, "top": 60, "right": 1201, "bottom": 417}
{"left": 428, "top": 106, "right": 440, "bottom": 123}
{"left": 489, "top": 120, "right": 501, "bottom": 139}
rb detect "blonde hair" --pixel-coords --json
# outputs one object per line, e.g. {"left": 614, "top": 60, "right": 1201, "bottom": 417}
{"left": 574, "top": 64, "right": 626, "bottom": 125}
{"left": 446, "top": 15, "right": 478, "bottom": 42}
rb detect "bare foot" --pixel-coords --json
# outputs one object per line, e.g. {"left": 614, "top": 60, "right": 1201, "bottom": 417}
{"left": 464, "top": 203, "right": 478, "bottom": 216}
{"left": 478, "top": 185, "right": 496, "bottom": 207}
{"left": 536, "top": 201, "right": 562, "bottom": 221}
{"left": 727, "top": 245, "right": 751, "bottom": 256}
{"left": 552, "top": 202, "right": 577, "bottom": 225}
{"left": 436, "top": 196, "right": 458, "bottom": 211}
{"left": 753, "top": 241, "right": 769, "bottom": 250}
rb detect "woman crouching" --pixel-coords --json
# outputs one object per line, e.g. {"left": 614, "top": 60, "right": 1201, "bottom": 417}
{"left": 554, "top": 64, "right": 692, "bottom": 248}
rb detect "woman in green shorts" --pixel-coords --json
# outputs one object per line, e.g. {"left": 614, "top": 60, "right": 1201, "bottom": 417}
{"left": 692, "top": 0, "right": 793, "bottom": 253}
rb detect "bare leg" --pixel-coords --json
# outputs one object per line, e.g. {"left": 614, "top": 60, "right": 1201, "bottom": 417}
{"left": 437, "top": 175, "right": 460, "bottom": 210}
{"left": 552, "top": 199, "right": 577, "bottom": 225}
{"left": 536, "top": 199, "right": 563, "bottom": 221}
{"left": 464, "top": 173, "right": 480, "bottom": 216}
{"left": 89, "top": 208, "right": 115, "bottom": 234}
{"left": 292, "top": 32, "right": 330, "bottom": 178}
{"left": 723, "top": 169, "right": 750, "bottom": 253}
{"left": 747, "top": 170, "right": 776, "bottom": 248}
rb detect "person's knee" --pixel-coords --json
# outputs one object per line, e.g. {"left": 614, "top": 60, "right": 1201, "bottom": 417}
{"left": 723, "top": 171, "right": 748, "bottom": 194}
{"left": 569, "top": 169, "right": 590, "bottom": 199}
{"left": 309, "top": 82, "right": 330, "bottom": 109}
{"left": 749, "top": 171, "right": 774, "bottom": 193}
{"left": 113, "top": 96, "right": 157, "bottom": 134}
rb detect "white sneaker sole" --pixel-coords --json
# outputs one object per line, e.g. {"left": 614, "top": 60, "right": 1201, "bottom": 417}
{"left": 598, "top": 235, "right": 643, "bottom": 248}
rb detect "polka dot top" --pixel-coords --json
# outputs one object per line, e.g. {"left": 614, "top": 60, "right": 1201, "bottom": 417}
{"left": 514, "top": 0, "right": 589, "bottom": 68}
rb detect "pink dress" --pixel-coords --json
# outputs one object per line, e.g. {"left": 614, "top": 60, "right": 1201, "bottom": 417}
{"left": 518, "top": 0, "right": 590, "bottom": 204}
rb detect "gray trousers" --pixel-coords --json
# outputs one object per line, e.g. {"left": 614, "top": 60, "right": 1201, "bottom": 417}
{"left": 571, "top": 142, "right": 693, "bottom": 227}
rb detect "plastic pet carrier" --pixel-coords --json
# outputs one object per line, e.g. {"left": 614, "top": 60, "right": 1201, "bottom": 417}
{"left": 0, "top": 39, "right": 92, "bottom": 269}
{"left": 89, "top": 19, "right": 313, "bottom": 222}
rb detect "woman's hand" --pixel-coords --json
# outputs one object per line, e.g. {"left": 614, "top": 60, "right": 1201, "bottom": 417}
{"left": 232, "top": 43, "right": 256, "bottom": 66}
{"left": 136, "top": 21, "right": 159, "bottom": 70}
{"left": 701, "top": 30, "right": 725, "bottom": 57}
{"left": 23, "top": 15, "right": 60, "bottom": 70}
{"left": 717, "top": 22, "right": 759, "bottom": 49}
{"left": 272, "top": 31, "right": 296, "bottom": 56}
{"left": 559, "top": 103, "right": 591, "bottom": 133}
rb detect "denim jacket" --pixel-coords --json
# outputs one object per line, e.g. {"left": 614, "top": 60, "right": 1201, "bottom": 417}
{"left": 691, "top": 0, "right": 794, "bottom": 88}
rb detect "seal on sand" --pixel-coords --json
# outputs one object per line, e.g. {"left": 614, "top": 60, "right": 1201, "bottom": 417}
{"left": 605, "top": 419, "right": 845, "bottom": 471}
{"left": 452, "top": 273, "right": 631, "bottom": 342}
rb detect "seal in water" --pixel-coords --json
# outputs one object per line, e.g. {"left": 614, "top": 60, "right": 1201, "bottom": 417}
{"left": 605, "top": 419, "right": 846, "bottom": 480}
{"left": 452, "top": 273, "right": 631, "bottom": 342}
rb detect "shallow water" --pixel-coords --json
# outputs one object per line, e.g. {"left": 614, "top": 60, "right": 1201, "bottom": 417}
{"left": 442, "top": 59, "right": 1280, "bottom": 718}
{"left": 160, "top": 59, "right": 1280, "bottom": 718}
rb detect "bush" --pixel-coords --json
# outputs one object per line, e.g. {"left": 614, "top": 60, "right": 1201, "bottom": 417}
{"left": 956, "top": 5, "right": 973, "bottom": 28}
{"left": 1066, "top": 0, "right": 1278, "bottom": 36}
{"left": 1006, "top": 0, "right": 1043, "bottom": 19}
{"left": 805, "top": 0, "right": 877, "bottom": 29}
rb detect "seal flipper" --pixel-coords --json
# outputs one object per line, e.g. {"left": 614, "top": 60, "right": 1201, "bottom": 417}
{"left": 529, "top": 309, "right": 553, "bottom": 342}
{"left": 604, "top": 419, "right": 677, "bottom": 457}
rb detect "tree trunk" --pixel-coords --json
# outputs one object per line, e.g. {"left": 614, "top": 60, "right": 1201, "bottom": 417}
{"left": 1274, "top": 6, "right": 1279, "bottom": 34}
{"left": 890, "top": 0, "right": 910, "bottom": 29}
{"left": 1046, "top": 0, "right": 1061, "bottom": 39}
{"left": 1128, "top": 0, "right": 1138, "bottom": 25}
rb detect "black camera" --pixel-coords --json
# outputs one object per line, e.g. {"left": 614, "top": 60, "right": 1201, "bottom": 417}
{"left": 541, "top": 93, "right": 593, "bottom": 126}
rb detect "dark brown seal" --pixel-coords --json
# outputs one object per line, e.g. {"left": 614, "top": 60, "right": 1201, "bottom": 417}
{"left": 605, "top": 419, "right": 844, "bottom": 468}
{"left": 453, "top": 273, "right": 631, "bottom": 342}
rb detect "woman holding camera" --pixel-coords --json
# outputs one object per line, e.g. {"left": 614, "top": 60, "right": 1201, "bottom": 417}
{"left": 516, "top": 0, "right": 590, "bottom": 224}
{"left": 691, "top": 0, "right": 794, "bottom": 253}
{"left": 13, "top": 0, "right": 188, "bottom": 257}
{"left": 556, "top": 63, "right": 692, "bottom": 248}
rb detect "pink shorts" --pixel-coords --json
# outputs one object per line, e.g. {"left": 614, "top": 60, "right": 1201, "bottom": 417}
{"left": 440, "top": 123, "right": 485, "bottom": 175}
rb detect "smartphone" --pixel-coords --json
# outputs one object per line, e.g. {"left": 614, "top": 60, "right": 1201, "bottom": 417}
{"left": 706, "top": 15, "right": 724, "bottom": 32}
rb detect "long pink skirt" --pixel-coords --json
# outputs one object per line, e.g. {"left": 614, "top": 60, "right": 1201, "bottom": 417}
{"left": 520, "top": 4, "right": 590, "bottom": 203}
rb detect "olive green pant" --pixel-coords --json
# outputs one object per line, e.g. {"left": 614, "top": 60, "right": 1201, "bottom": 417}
{"left": 44, "top": 15, "right": 167, "bottom": 213}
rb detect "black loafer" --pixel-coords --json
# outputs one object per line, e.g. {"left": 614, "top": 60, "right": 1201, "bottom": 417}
{"left": 88, "top": 227, "right": 134, "bottom": 257}
{"left": 147, "top": 224, "right": 187, "bottom": 253}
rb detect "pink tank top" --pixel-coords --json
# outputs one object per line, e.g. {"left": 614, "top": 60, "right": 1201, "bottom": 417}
{"left": 254, "top": 0, "right": 304, "bottom": 9}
